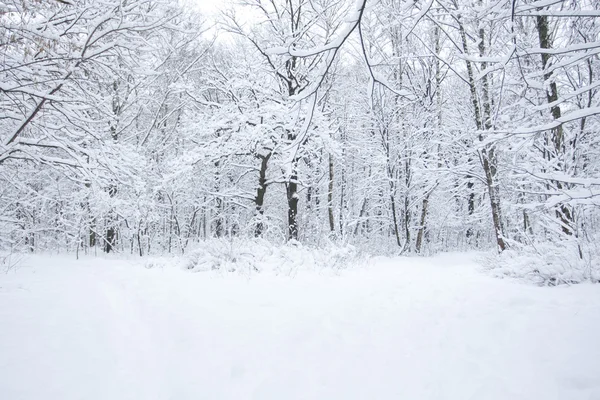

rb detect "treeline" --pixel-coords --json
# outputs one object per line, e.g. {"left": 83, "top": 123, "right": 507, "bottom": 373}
{"left": 1, "top": 0, "right": 599, "bottom": 258}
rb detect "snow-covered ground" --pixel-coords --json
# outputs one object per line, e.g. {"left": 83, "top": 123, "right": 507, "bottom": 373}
{"left": 1, "top": 252, "right": 599, "bottom": 400}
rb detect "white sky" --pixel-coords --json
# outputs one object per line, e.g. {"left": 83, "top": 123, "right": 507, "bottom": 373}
{"left": 189, "top": 0, "right": 229, "bottom": 15}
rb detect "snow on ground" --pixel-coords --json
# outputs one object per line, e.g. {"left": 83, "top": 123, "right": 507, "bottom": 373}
{"left": 1, "top": 252, "right": 599, "bottom": 400}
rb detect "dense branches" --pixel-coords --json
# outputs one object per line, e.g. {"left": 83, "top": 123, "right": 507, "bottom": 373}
{"left": 1, "top": 0, "right": 599, "bottom": 267}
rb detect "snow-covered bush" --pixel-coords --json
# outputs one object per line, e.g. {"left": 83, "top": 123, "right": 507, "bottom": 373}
{"left": 484, "top": 241, "right": 600, "bottom": 286}
{"left": 181, "top": 239, "right": 367, "bottom": 275}
{"left": 0, "top": 251, "right": 24, "bottom": 273}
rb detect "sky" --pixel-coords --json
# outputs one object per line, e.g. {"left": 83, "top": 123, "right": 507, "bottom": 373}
{"left": 190, "top": 0, "right": 229, "bottom": 15}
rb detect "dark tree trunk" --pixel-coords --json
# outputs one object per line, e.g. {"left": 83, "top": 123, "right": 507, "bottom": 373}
{"left": 104, "top": 184, "right": 117, "bottom": 253}
{"left": 89, "top": 218, "right": 96, "bottom": 247}
{"left": 105, "top": 227, "right": 116, "bottom": 253}
{"left": 328, "top": 153, "right": 335, "bottom": 233}
{"left": 390, "top": 192, "right": 402, "bottom": 247}
{"left": 415, "top": 193, "right": 430, "bottom": 253}
{"left": 254, "top": 153, "right": 271, "bottom": 237}
{"left": 286, "top": 173, "right": 299, "bottom": 241}
{"left": 214, "top": 198, "right": 224, "bottom": 238}
{"left": 465, "top": 172, "right": 476, "bottom": 239}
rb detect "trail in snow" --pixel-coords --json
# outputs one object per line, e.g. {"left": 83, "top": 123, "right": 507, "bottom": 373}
{"left": 1, "top": 253, "right": 599, "bottom": 400}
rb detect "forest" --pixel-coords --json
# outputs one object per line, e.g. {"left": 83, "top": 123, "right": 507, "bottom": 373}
{"left": 1, "top": 0, "right": 599, "bottom": 282}
{"left": 2, "top": 1, "right": 600, "bottom": 399}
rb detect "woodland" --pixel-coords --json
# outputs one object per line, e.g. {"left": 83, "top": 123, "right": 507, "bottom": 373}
{"left": 1, "top": 0, "right": 599, "bottom": 281}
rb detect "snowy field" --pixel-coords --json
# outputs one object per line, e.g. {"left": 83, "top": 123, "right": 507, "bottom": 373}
{"left": 1, "top": 253, "right": 599, "bottom": 400}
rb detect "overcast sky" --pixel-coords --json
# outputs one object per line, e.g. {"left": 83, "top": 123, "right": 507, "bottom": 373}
{"left": 191, "top": 0, "right": 228, "bottom": 15}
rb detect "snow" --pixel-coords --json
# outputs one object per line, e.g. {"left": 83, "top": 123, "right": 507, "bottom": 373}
{"left": 1, "top": 252, "right": 599, "bottom": 400}
{"left": 495, "top": 106, "right": 600, "bottom": 136}
{"left": 267, "top": 0, "right": 366, "bottom": 59}
{"left": 486, "top": 245, "right": 600, "bottom": 285}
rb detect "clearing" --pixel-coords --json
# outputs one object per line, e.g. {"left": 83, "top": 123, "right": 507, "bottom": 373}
{"left": 1, "top": 253, "right": 599, "bottom": 400}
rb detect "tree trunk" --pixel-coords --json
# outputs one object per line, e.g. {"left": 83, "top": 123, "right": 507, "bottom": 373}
{"left": 89, "top": 217, "right": 96, "bottom": 248}
{"left": 415, "top": 193, "right": 430, "bottom": 253}
{"left": 388, "top": 168, "right": 402, "bottom": 248}
{"left": 389, "top": 191, "right": 402, "bottom": 247}
{"left": 416, "top": 25, "right": 442, "bottom": 253}
{"left": 214, "top": 198, "right": 224, "bottom": 238}
{"left": 104, "top": 184, "right": 117, "bottom": 253}
{"left": 479, "top": 20, "right": 507, "bottom": 252}
{"left": 458, "top": 11, "right": 507, "bottom": 251}
{"left": 536, "top": 13, "right": 574, "bottom": 236}
{"left": 286, "top": 173, "right": 299, "bottom": 241}
{"left": 254, "top": 152, "right": 271, "bottom": 237}
{"left": 328, "top": 153, "right": 335, "bottom": 233}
